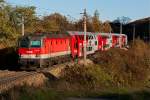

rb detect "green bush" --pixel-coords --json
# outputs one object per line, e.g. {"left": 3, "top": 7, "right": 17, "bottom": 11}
{"left": 62, "top": 64, "right": 114, "bottom": 89}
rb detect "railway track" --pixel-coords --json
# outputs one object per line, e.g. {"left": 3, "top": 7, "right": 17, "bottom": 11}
{"left": 0, "top": 63, "right": 65, "bottom": 93}
{"left": 0, "top": 71, "right": 37, "bottom": 93}
{"left": 0, "top": 59, "right": 93, "bottom": 93}
{"left": 0, "top": 71, "right": 16, "bottom": 78}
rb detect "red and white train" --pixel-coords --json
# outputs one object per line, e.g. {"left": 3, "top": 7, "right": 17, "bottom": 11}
{"left": 18, "top": 31, "right": 127, "bottom": 68}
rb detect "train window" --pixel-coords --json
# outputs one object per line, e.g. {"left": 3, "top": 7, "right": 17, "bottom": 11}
{"left": 95, "top": 41, "right": 97, "bottom": 45}
{"left": 30, "top": 40, "right": 41, "bottom": 48}
{"left": 19, "top": 38, "right": 30, "bottom": 48}
{"left": 110, "top": 40, "right": 112, "bottom": 43}
{"left": 87, "top": 47, "right": 92, "bottom": 51}
{"left": 89, "top": 36, "right": 91, "bottom": 39}
{"left": 90, "top": 47, "right": 92, "bottom": 51}
{"left": 90, "top": 36, "right": 92, "bottom": 39}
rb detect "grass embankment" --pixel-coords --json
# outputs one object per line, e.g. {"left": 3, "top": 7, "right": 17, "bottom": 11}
{"left": 1, "top": 39, "right": 150, "bottom": 100}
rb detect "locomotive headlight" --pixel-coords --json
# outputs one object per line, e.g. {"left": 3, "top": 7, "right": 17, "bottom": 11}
{"left": 19, "top": 55, "right": 22, "bottom": 58}
{"left": 20, "top": 54, "right": 23, "bottom": 57}
{"left": 36, "top": 54, "right": 40, "bottom": 57}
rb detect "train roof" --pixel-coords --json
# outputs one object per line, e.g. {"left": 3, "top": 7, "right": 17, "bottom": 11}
{"left": 21, "top": 32, "right": 127, "bottom": 39}
{"left": 96, "top": 33, "right": 127, "bottom": 36}
{"left": 67, "top": 31, "right": 95, "bottom": 36}
{"left": 22, "top": 32, "right": 70, "bottom": 39}
{"left": 111, "top": 33, "right": 127, "bottom": 36}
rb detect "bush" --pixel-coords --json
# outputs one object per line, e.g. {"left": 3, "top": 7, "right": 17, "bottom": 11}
{"left": 91, "top": 39, "right": 150, "bottom": 87}
{"left": 62, "top": 64, "right": 114, "bottom": 90}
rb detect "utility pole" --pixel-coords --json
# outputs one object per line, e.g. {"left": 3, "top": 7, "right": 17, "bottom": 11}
{"left": 119, "top": 22, "right": 122, "bottom": 48}
{"left": 80, "top": 9, "right": 87, "bottom": 64}
{"left": 21, "top": 15, "right": 24, "bottom": 36}
{"left": 133, "top": 24, "right": 136, "bottom": 43}
{"left": 149, "top": 18, "right": 150, "bottom": 43}
{"left": 120, "top": 23, "right": 122, "bottom": 34}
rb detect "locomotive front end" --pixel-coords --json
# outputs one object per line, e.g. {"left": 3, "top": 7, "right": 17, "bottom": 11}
{"left": 18, "top": 35, "right": 44, "bottom": 68}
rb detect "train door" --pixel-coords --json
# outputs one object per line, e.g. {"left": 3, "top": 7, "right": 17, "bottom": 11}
{"left": 86, "top": 35, "right": 97, "bottom": 55}
{"left": 93, "top": 35, "right": 98, "bottom": 51}
{"left": 78, "top": 42, "right": 82, "bottom": 57}
{"left": 109, "top": 34, "right": 112, "bottom": 48}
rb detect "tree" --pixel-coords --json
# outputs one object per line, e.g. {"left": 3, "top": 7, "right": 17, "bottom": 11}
{"left": 102, "top": 21, "right": 112, "bottom": 33}
{"left": 75, "top": 14, "right": 94, "bottom": 32}
{"left": 113, "top": 16, "right": 131, "bottom": 24}
{"left": 0, "top": 2, "right": 37, "bottom": 41}
{"left": 92, "top": 10, "right": 102, "bottom": 32}
{"left": 112, "top": 16, "right": 131, "bottom": 33}
{"left": 0, "top": 1, "right": 18, "bottom": 40}
{"left": 12, "top": 6, "right": 37, "bottom": 33}
{"left": 42, "top": 13, "right": 69, "bottom": 33}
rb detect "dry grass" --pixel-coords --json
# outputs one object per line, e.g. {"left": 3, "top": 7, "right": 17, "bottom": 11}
{"left": 0, "top": 71, "right": 47, "bottom": 93}
{"left": 59, "top": 39, "right": 150, "bottom": 90}
{"left": 91, "top": 39, "right": 150, "bottom": 87}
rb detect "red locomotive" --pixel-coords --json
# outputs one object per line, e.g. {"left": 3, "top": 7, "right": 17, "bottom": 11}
{"left": 18, "top": 31, "right": 128, "bottom": 68}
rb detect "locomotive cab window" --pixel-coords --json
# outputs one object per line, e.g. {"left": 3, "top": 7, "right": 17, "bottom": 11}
{"left": 19, "top": 38, "right": 30, "bottom": 48}
{"left": 30, "top": 40, "right": 41, "bottom": 48}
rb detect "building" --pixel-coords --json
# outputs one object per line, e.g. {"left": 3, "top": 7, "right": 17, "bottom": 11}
{"left": 110, "top": 17, "right": 150, "bottom": 42}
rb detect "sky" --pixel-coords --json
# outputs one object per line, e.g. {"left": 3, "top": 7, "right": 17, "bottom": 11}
{"left": 6, "top": 0, "right": 150, "bottom": 22}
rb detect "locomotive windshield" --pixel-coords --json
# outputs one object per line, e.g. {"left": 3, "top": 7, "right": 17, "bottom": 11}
{"left": 19, "top": 37, "right": 30, "bottom": 48}
{"left": 30, "top": 40, "right": 41, "bottom": 47}
{"left": 19, "top": 36, "right": 42, "bottom": 48}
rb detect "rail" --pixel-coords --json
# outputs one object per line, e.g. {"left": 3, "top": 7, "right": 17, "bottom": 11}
{"left": 0, "top": 71, "right": 37, "bottom": 93}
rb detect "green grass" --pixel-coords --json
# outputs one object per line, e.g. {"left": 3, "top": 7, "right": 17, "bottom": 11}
{"left": 19, "top": 88, "right": 64, "bottom": 100}
{"left": 2, "top": 85, "right": 150, "bottom": 100}
{"left": 1, "top": 86, "right": 65, "bottom": 100}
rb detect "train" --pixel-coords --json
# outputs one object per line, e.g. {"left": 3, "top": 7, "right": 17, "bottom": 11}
{"left": 18, "top": 31, "right": 128, "bottom": 68}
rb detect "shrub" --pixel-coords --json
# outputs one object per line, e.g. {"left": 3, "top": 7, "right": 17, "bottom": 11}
{"left": 62, "top": 64, "right": 114, "bottom": 90}
{"left": 91, "top": 39, "right": 150, "bottom": 87}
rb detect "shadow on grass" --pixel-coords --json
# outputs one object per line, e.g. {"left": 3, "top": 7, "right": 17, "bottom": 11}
{"left": 90, "top": 90, "right": 150, "bottom": 100}
{"left": 64, "top": 87, "right": 150, "bottom": 100}
{"left": 0, "top": 47, "right": 19, "bottom": 70}
{"left": 1, "top": 85, "right": 150, "bottom": 100}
